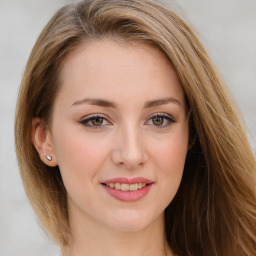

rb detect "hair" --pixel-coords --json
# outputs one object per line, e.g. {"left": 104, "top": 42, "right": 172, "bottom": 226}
{"left": 15, "top": 0, "right": 256, "bottom": 255}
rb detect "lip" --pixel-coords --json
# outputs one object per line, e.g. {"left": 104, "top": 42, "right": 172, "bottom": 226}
{"left": 101, "top": 177, "right": 154, "bottom": 202}
{"left": 102, "top": 177, "right": 153, "bottom": 184}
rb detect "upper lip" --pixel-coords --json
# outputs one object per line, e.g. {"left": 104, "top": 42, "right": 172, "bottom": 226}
{"left": 102, "top": 177, "right": 154, "bottom": 185}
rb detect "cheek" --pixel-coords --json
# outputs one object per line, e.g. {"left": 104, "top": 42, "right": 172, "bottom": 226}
{"left": 52, "top": 128, "right": 112, "bottom": 212}
{"left": 153, "top": 130, "right": 188, "bottom": 173}
{"left": 150, "top": 130, "right": 188, "bottom": 201}
{"left": 52, "top": 128, "right": 109, "bottom": 186}
{"left": 157, "top": 141, "right": 187, "bottom": 185}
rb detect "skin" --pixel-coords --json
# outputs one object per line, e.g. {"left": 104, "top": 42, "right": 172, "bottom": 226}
{"left": 32, "top": 39, "right": 189, "bottom": 256}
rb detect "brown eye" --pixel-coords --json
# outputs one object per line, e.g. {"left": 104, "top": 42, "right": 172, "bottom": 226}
{"left": 146, "top": 113, "right": 176, "bottom": 128}
{"left": 80, "top": 114, "right": 110, "bottom": 129}
{"left": 91, "top": 117, "right": 104, "bottom": 126}
{"left": 152, "top": 116, "right": 164, "bottom": 126}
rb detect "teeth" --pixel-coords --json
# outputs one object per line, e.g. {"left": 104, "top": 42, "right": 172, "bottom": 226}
{"left": 106, "top": 182, "right": 147, "bottom": 191}
{"left": 129, "top": 183, "right": 138, "bottom": 191}
{"left": 121, "top": 183, "right": 129, "bottom": 191}
{"left": 115, "top": 183, "right": 121, "bottom": 190}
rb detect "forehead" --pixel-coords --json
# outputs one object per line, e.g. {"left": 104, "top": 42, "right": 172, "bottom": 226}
{"left": 57, "top": 39, "right": 185, "bottom": 106}
{"left": 60, "top": 39, "right": 172, "bottom": 78}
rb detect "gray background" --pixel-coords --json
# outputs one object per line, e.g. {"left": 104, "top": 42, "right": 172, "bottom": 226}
{"left": 0, "top": 0, "right": 255, "bottom": 255}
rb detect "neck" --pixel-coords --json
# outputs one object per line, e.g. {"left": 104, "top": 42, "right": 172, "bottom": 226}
{"left": 62, "top": 208, "right": 173, "bottom": 256}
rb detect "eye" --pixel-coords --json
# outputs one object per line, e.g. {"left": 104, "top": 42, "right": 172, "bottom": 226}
{"left": 146, "top": 113, "right": 176, "bottom": 127}
{"left": 80, "top": 114, "right": 110, "bottom": 128}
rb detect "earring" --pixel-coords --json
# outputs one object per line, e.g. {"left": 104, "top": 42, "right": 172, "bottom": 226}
{"left": 46, "top": 155, "right": 52, "bottom": 161}
{"left": 44, "top": 154, "right": 52, "bottom": 161}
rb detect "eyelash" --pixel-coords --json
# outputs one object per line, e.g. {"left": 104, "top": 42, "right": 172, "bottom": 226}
{"left": 80, "top": 114, "right": 111, "bottom": 129}
{"left": 146, "top": 113, "right": 176, "bottom": 128}
{"left": 80, "top": 113, "right": 176, "bottom": 129}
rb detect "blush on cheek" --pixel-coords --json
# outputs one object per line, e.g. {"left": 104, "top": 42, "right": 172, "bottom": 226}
{"left": 158, "top": 139, "right": 187, "bottom": 161}
{"left": 57, "top": 134, "right": 106, "bottom": 181}
{"left": 154, "top": 140, "right": 187, "bottom": 187}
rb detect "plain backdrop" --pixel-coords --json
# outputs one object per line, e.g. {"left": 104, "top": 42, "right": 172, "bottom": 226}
{"left": 0, "top": 0, "right": 255, "bottom": 255}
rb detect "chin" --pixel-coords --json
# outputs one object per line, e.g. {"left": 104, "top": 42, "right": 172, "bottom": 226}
{"left": 105, "top": 208, "right": 162, "bottom": 232}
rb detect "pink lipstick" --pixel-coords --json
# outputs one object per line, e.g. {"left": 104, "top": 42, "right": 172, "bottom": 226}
{"left": 101, "top": 177, "right": 153, "bottom": 202}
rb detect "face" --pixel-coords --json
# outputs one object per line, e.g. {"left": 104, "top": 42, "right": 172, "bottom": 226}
{"left": 48, "top": 40, "right": 189, "bottom": 232}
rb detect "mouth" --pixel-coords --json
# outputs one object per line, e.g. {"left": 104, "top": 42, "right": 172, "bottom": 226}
{"left": 103, "top": 182, "right": 148, "bottom": 191}
{"left": 101, "top": 177, "right": 153, "bottom": 202}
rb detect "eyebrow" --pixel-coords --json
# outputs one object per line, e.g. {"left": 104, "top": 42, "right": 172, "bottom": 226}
{"left": 71, "top": 97, "right": 180, "bottom": 108}
{"left": 72, "top": 98, "right": 117, "bottom": 108}
{"left": 143, "top": 97, "right": 180, "bottom": 108}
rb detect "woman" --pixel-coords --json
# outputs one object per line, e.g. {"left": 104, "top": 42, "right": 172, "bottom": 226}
{"left": 15, "top": 0, "right": 256, "bottom": 255}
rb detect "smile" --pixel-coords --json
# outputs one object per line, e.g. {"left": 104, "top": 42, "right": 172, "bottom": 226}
{"left": 105, "top": 183, "right": 147, "bottom": 191}
{"left": 101, "top": 177, "right": 153, "bottom": 202}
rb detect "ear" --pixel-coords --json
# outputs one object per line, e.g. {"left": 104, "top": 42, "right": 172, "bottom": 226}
{"left": 31, "top": 118, "right": 58, "bottom": 167}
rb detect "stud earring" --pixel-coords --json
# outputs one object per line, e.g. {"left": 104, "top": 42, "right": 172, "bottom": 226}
{"left": 44, "top": 154, "right": 52, "bottom": 161}
{"left": 46, "top": 155, "right": 52, "bottom": 161}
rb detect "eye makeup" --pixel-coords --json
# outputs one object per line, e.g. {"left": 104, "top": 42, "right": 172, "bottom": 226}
{"left": 79, "top": 112, "right": 176, "bottom": 130}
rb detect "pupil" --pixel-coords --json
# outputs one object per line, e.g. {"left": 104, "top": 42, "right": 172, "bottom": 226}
{"left": 92, "top": 117, "right": 103, "bottom": 126}
{"left": 153, "top": 116, "right": 163, "bottom": 126}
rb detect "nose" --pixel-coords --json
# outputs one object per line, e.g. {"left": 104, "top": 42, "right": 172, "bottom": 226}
{"left": 111, "top": 125, "right": 148, "bottom": 169}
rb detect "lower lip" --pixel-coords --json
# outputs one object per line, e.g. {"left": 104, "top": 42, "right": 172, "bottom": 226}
{"left": 102, "top": 184, "right": 153, "bottom": 202}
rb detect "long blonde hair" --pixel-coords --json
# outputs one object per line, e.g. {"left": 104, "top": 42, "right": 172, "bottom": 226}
{"left": 15, "top": 0, "right": 256, "bottom": 255}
